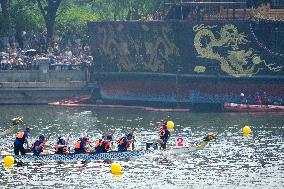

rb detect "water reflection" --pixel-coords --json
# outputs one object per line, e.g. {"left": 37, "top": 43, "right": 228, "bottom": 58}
{"left": 0, "top": 105, "right": 283, "bottom": 188}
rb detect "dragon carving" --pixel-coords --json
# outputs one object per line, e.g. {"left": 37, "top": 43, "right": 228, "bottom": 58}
{"left": 96, "top": 23, "right": 179, "bottom": 72}
{"left": 193, "top": 24, "right": 282, "bottom": 77}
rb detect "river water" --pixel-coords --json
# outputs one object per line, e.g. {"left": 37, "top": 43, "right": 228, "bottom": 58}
{"left": 0, "top": 105, "right": 283, "bottom": 189}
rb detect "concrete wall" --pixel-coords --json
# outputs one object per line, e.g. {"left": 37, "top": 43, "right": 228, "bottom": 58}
{"left": 0, "top": 58, "right": 91, "bottom": 104}
{"left": 0, "top": 70, "right": 86, "bottom": 82}
{"left": 0, "top": 58, "right": 86, "bottom": 82}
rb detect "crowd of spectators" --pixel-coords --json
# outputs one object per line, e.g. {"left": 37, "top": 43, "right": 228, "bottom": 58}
{"left": 0, "top": 31, "right": 94, "bottom": 71}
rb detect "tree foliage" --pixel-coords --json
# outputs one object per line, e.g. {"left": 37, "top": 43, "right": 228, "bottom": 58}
{"left": 11, "top": 0, "right": 45, "bottom": 32}
{"left": 56, "top": 4, "right": 100, "bottom": 36}
{"left": 0, "top": 0, "right": 12, "bottom": 36}
{"left": 87, "top": 0, "right": 163, "bottom": 20}
{"left": 0, "top": 0, "right": 273, "bottom": 41}
{"left": 0, "top": 0, "right": 174, "bottom": 38}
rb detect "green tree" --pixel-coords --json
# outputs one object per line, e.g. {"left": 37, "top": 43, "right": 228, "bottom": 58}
{"left": 10, "top": 0, "right": 44, "bottom": 48}
{"left": 35, "top": 0, "right": 62, "bottom": 46}
{"left": 0, "top": 0, "right": 12, "bottom": 36}
{"left": 56, "top": 3, "right": 100, "bottom": 40}
{"left": 88, "top": 0, "right": 164, "bottom": 20}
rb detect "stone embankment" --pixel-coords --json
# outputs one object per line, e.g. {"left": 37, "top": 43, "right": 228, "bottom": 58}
{"left": 0, "top": 58, "right": 92, "bottom": 104}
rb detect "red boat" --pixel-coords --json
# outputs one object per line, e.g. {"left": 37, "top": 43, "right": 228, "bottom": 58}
{"left": 224, "top": 102, "right": 284, "bottom": 112}
{"left": 48, "top": 95, "right": 190, "bottom": 112}
{"left": 48, "top": 95, "right": 92, "bottom": 106}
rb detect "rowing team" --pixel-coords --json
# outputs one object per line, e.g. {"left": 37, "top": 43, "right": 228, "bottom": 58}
{"left": 13, "top": 120, "right": 189, "bottom": 156}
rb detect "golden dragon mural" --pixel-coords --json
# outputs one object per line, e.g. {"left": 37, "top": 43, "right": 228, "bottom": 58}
{"left": 96, "top": 23, "right": 179, "bottom": 72}
{"left": 193, "top": 24, "right": 282, "bottom": 77}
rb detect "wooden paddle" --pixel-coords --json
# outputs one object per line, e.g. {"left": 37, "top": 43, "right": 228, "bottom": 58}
{"left": 0, "top": 116, "right": 24, "bottom": 137}
{"left": 131, "top": 128, "right": 137, "bottom": 150}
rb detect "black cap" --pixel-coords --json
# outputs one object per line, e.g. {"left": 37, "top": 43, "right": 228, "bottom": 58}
{"left": 127, "top": 133, "right": 133, "bottom": 138}
{"left": 83, "top": 136, "right": 89, "bottom": 141}
{"left": 25, "top": 128, "right": 31, "bottom": 132}
{"left": 106, "top": 135, "right": 112, "bottom": 140}
{"left": 39, "top": 135, "right": 45, "bottom": 140}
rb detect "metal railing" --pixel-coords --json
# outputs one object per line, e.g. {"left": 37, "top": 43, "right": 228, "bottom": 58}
{"left": 163, "top": 1, "right": 249, "bottom": 20}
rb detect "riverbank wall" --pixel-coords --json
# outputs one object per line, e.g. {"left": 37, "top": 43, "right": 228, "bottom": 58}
{"left": 0, "top": 58, "right": 91, "bottom": 104}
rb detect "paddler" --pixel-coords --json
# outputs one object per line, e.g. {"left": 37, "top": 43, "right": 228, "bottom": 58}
{"left": 55, "top": 136, "right": 68, "bottom": 154}
{"left": 95, "top": 135, "right": 112, "bottom": 153}
{"left": 117, "top": 128, "right": 136, "bottom": 152}
{"left": 14, "top": 128, "right": 31, "bottom": 155}
{"left": 157, "top": 120, "right": 171, "bottom": 149}
{"left": 95, "top": 130, "right": 115, "bottom": 153}
{"left": 74, "top": 136, "right": 89, "bottom": 154}
{"left": 31, "top": 135, "right": 50, "bottom": 156}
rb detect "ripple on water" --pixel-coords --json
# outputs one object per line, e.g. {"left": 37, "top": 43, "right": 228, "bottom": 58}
{"left": 0, "top": 106, "right": 284, "bottom": 188}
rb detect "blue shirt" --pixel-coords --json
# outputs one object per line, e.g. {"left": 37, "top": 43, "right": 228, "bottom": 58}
{"left": 160, "top": 129, "right": 171, "bottom": 143}
{"left": 32, "top": 140, "right": 44, "bottom": 156}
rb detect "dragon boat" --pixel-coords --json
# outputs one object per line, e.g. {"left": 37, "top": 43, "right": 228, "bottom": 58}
{"left": 0, "top": 146, "right": 199, "bottom": 162}
{"left": 0, "top": 134, "right": 216, "bottom": 162}
{"left": 224, "top": 102, "right": 284, "bottom": 112}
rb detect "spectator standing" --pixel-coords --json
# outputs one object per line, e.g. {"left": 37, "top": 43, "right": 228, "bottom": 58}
{"left": 240, "top": 93, "right": 247, "bottom": 104}
{"left": 53, "top": 42, "right": 60, "bottom": 56}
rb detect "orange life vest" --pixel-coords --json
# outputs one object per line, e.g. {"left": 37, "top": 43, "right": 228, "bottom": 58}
{"left": 16, "top": 132, "right": 24, "bottom": 139}
{"left": 55, "top": 143, "right": 59, "bottom": 152}
{"left": 118, "top": 137, "right": 131, "bottom": 148}
{"left": 118, "top": 137, "right": 124, "bottom": 145}
{"left": 159, "top": 129, "right": 166, "bottom": 137}
{"left": 95, "top": 139, "right": 104, "bottom": 150}
{"left": 99, "top": 140, "right": 111, "bottom": 151}
{"left": 55, "top": 144, "right": 68, "bottom": 154}
{"left": 74, "top": 140, "right": 81, "bottom": 149}
{"left": 99, "top": 139, "right": 105, "bottom": 146}
{"left": 63, "top": 146, "right": 68, "bottom": 152}
{"left": 105, "top": 141, "right": 111, "bottom": 151}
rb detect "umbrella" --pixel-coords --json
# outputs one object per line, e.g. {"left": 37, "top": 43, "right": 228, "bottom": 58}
{"left": 24, "top": 49, "right": 38, "bottom": 56}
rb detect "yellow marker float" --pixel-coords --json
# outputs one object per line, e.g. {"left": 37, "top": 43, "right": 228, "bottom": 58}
{"left": 242, "top": 126, "right": 252, "bottom": 135}
{"left": 167, "top": 121, "right": 175, "bottom": 130}
{"left": 3, "top": 156, "right": 14, "bottom": 167}
{"left": 111, "top": 163, "right": 122, "bottom": 174}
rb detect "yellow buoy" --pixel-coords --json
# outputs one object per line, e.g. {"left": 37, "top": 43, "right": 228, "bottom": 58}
{"left": 111, "top": 163, "right": 122, "bottom": 174}
{"left": 242, "top": 126, "right": 252, "bottom": 135}
{"left": 3, "top": 156, "right": 14, "bottom": 167}
{"left": 167, "top": 121, "right": 174, "bottom": 130}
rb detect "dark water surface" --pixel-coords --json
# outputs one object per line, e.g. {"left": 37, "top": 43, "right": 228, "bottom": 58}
{"left": 0, "top": 105, "right": 283, "bottom": 189}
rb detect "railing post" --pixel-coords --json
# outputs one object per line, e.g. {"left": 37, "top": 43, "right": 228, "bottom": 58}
{"left": 226, "top": 5, "right": 229, "bottom": 20}
{"left": 37, "top": 57, "right": 50, "bottom": 82}
{"left": 180, "top": 0, "right": 184, "bottom": 20}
